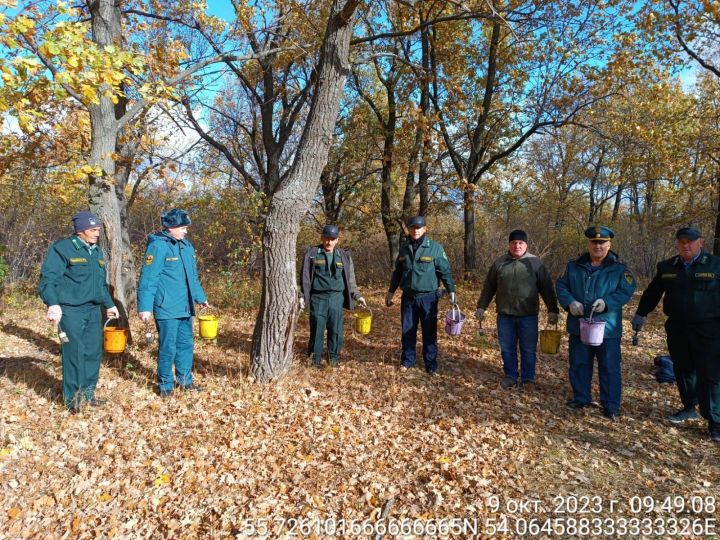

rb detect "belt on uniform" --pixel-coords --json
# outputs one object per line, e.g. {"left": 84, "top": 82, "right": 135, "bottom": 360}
{"left": 401, "top": 290, "right": 437, "bottom": 299}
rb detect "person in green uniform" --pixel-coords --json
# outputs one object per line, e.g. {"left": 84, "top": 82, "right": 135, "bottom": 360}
{"left": 385, "top": 216, "right": 456, "bottom": 375}
{"left": 300, "top": 225, "right": 366, "bottom": 367}
{"left": 632, "top": 227, "right": 720, "bottom": 442}
{"left": 39, "top": 211, "right": 119, "bottom": 413}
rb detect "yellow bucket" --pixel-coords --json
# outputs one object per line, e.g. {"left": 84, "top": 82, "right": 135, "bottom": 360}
{"left": 354, "top": 308, "right": 372, "bottom": 335}
{"left": 103, "top": 319, "right": 127, "bottom": 354}
{"left": 539, "top": 328, "right": 561, "bottom": 354}
{"left": 198, "top": 314, "right": 219, "bottom": 340}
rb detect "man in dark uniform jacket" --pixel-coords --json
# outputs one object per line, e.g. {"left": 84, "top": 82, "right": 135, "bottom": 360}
{"left": 300, "top": 225, "right": 366, "bottom": 367}
{"left": 39, "top": 210, "right": 119, "bottom": 412}
{"left": 632, "top": 227, "right": 720, "bottom": 442}
{"left": 385, "top": 216, "right": 456, "bottom": 375}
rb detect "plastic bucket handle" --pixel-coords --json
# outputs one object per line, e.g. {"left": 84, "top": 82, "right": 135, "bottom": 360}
{"left": 103, "top": 318, "right": 127, "bottom": 353}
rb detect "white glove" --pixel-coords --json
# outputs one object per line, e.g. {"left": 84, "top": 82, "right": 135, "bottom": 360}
{"left": 357, "top": 297, "right": 367, "bottom": 308}
{"left": 475, "top": 308, "right": 485, "bottom": 321}
{"left": 47, "top": 305, "right": 62, "bottom": 322}
{"left": 298, "top": 296, "right": 305, "bottom": 311}
{"left": 569, "top": 301, "right": 584, "bottom": 317}
{"left": 385, "top": 291, "right": 395, "bottom": 307}
{"left": 139, "top": 311, "right": 153, "bottom": 322}
{"left": 548, "top": 312, "right": 559, "bottom": 325}
{"left": 106, "top": 306, "right": 120, "bottom": 319}
{"left": 449, "top": 292, "right": 457, "bottom": 305}
{"left": 199, "top": 301, "right": 211, "bottom": 310}
{"left": 592, "top": 298, "right": 606, "bottom": 312}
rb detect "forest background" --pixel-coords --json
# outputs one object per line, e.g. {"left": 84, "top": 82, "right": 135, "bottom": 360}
{"left": 0, "top": 0, "right": 719, "bottom": 373}
{"left": 2, "top": 1, "right": 720, "bottom": 537}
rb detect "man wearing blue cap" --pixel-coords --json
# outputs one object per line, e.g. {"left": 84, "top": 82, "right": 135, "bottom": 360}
{"left": 300, "top": 225, "right": 366, "bottom": 367}
{"left": 39, "top": 210, "right": 120, "bottom": 412}
{"left": 386, "top": 216, "right": 456, "bottom": 375}
{"left": 137, "top": 209, "right": 209, "bottom": 397}
{"left": 632, "top": 227, "right": 720, "bottom": 442}
{"left": 556, "top": 226, "right": 636, "bottom": 421}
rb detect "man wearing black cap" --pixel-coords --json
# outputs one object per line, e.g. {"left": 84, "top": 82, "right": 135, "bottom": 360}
{"left": 39, "top": 210, "right": 120, "bottom": 412}
{"left": 556, "top": 226, "right": 636, "bottom": 421}
{"left": 476, "top": 229, "right": 559, "bottom": 388}
{"left": 300, "top": 225, "right": 365, "bottom": 367}
{"left": 632, "top": 227, "right": 720, "bottom": 442}
{"left": 138, "top": 209, "right": 209, "bottom": 397}
{"left": 386, "top": 216, "right": 456, "bottom": 375}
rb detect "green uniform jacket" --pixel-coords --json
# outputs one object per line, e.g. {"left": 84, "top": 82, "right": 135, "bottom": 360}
{"left": 477, "top": 252, "right": 559, "bottom": 316}
{"left": 389, "top": 236, "right": 455, "bottom": 295}
{"left": 556, "top": 251, "right": 636, "bottom": 338}
{"left": 137, "top": 231, "right": 207, "bottom": 319}
{"left": 637, "top": 251, "right": 720, "bottom": 322}
{"left": 301, "top": 246, "right": 362, "bottom": 310}
{"left": 38, "top": 236, "right": 114, "bottom": 308}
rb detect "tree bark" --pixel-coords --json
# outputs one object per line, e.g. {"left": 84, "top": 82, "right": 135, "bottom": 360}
{"left": 714, "top": 169, "right": 720, "bottom": 256}
{"left": 250, "top": 0, "right": 358, "bottom": 382}
{"left": 86, "top": 0, "right": 136, "bottom": 320}
{"left": 418, "top": 22, "right": 431, "bottom": 216}
{"left": 463, "top": 189, "right": 476, "bottom": 278}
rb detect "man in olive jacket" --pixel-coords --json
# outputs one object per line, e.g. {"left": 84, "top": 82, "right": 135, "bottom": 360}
{"left": 476, "top": 229, "right": 559, "bottom": 388}
{"left": 39, "top": 210, "right": 119, "bottom": 412}
{"left": 632, "top": 227, "right": 720, "bottom": 442}
{"left": 300, "top": 225, "right": 366, "bottom": 367}
{"left": 138, "top": 209, "right": 209, "bottom": 397}
{"left": 386, "top": 216, "right": 456, "bottom": 375}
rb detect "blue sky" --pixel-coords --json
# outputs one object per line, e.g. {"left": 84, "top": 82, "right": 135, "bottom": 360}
{"left": 206, "top": 0, "right": 235, "bottom": 21}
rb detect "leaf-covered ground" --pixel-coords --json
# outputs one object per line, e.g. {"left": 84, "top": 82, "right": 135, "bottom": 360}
{"left": 1, "top": 287, "right": 718, "bottom": 539}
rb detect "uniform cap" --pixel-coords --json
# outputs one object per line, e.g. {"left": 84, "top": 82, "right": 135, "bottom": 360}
{"left": 584, "top": 225, "right": 614, "bottom": 241}
{"left": 675, "top": 227, "right": 702, "bottom": 241}
{"left": 406, "top": 215, "right": 426, "bottom": 228}
{"left": 72, "top": 210, "right": 101, "bottom": 233}
{"left": 161, "top": 208, "right": 191, "bottom": 228}
{"left": 321, "top": 225, "right": 339, "bottom": 239}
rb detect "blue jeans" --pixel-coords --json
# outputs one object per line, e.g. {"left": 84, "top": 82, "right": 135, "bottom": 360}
{"left": 568, "top": 335, "right": 622, "bottom": 413}
{"left": 156, "top": 317, "right": 194, "bottom": 392}
{"left": 401, "top": 293, "right": 439, "bottom": 372}
{"left": 497, "top": 314, "right": 539, "bottom": 382}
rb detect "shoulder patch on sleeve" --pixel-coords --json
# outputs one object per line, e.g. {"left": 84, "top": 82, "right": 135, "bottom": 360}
{"left": 624, "top": 271, "right": 635, "bottom": 285}
{"left": 145, "top": 255, "right": 154, "bottom": 266}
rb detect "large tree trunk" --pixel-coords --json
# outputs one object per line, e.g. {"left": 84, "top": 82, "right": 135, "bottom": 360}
{"left": 714, "top": 169, "right": 720, "bottom": 256}
{"left": 418, "top": 22, "right": 431, "bottom": 216}
{"left": 86, "top": 0, "right": 136, "bottom": 320}
{"left": 463, "top": 189, "right": 476, "bottom": 278}
{"left": 250, "top": 0, "right": 358, "bottom": 382}
{"left": 251, "top": 201, "right": 301, "bottom": 381}
{"left": 378, "top": 74, "right": 398, "bottom": 268}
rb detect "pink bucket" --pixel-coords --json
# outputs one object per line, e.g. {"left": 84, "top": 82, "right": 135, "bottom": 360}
{"left": 445, "top": 305, "right": 466, "bottom": 336}
{"left": 579, "top": 309, "right": 605, "bottom": 346}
